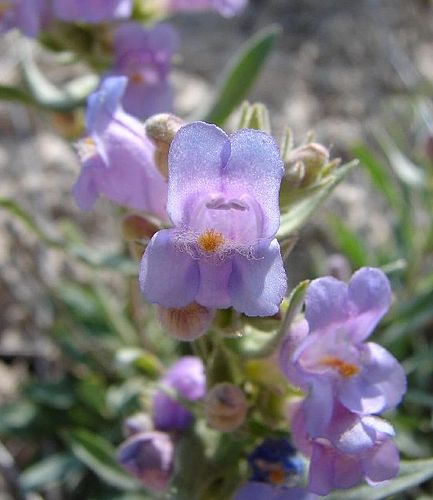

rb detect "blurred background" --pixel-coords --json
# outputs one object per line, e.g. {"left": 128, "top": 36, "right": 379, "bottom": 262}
{"left": 0, "top": 0, "right": 433, "bottom": 498}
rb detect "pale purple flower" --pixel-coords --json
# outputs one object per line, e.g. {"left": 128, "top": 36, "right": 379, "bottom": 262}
{"left": 0, "top": 0, "right": 47, "bottom": 37}
{"left": 292, "top": 402, "right": 399, "bottom": 496}
{"left": 152, "top": 356, "right": 206, "bottom": 431}
{"left": 72, "top": 76, "right": 168, "bottom": 218}
{"left": 139, "top": 122, "right": 287, "bottom": 317}
{"left": 235, "top": 483, "right": 318, "bottom": 500}
{"left": 280, "top": 268, "right": 406, "bottom": 436}
{"left": 107, "top": 22, "right": 177, "bottom": 120}
{"left": 166, "top": 0, "right": 247, "bottom": 17}
{"left": 117, "top": 431, "right": 174, "bottom": 491}
{"left": 52, "top": 0, "right": 132, "bottom": 23}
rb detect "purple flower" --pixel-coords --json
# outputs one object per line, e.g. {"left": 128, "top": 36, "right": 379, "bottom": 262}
{"left": 166, "top": 0, "right": 247, "bottom": 17}
{"left": 280, "top": 268, "right": 406, "bottom": 436}
{"left": 292, "top": 402, "right": 399, "bottom": 496}
{"left": 139, "top": 122, "right": 287, "bottom": 318}
{"left": 0, "top": 0, "right": 46, "bottom": 37}
{"left": 152, "top": 356, "right": 206, "bottom": 431}
{"left": 72, "top": 76, "right": 168, "bottom": 218}
{"left": 117, "top": 431, "right": 174, "bottom": 491}
{"left": 52, "top": 0, "right": 132, "bottom": 23}
{"left": 107, "top": 22, "right": 178, "bottom": 120}
{"left": 235, "top": 483, "right": 318, "bottom": 500}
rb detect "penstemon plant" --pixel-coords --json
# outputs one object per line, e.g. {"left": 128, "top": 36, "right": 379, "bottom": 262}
{"left": 1, "top": 1, "right": 433, "bottom": 500}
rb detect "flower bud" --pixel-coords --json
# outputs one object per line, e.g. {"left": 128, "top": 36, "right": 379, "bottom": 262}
{"left": 205, "top": 383, "right": 248, "bottom": 432}
{"left": 122, "top": 214, "right": 159, "bottom": 241}
{"left": 157, "top": 302, "right": 214, "bottom": 341}
{"left": 153, "top": 357, "right": 206, "bottom": 432}
{"left": 117, "top": 431, "right": 174, "bottom": 491}
{"left": 285, "top": 143, "right": 330, "bottom": 187}
{"left": 123, "top": 413, "right": 153, "bottom": 437}
{"left": 144, "top": 113, "right": 184, "bottom": 178}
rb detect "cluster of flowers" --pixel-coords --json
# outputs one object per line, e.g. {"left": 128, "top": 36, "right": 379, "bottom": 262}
{"left": 72, "top": 73, "right": 407, "bottom": 497}
{"left": 74, "top": 75, "right": 288, "bottom": 320}
{"left": 279, "top": 268, "right": 407, "bottom": 496}
{"left": 118, "top": 356, "right": 206, "bottom": 491}
{"left": 1, "top": 0, "right": 246, "bottom": 119}
{"left": 1, "top": 0, "right": 246, "bottom": 36}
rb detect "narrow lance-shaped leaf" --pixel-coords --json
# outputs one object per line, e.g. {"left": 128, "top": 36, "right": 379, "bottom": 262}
{"left": 277, "top": 159, "right": 359, "bottom": 239}
{"left": 21, "top": 44, "right": 98, "bottom": 111}
{"left": 204, "top": 25, "right": 280, "bottom": 126}
{"left": 66, "top": 430, "right": 141, "bottom": 491}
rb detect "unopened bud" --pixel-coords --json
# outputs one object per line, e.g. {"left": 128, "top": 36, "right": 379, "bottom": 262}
{"left": 157, "top": 302, "right": 213, "bottom": 341}
{"left": 144, "top": 113, "right": 184, "bottom": 178}
{"left": 285, "top": 143, "right": 330, "bottom": 187}
{"left": 117, "top": 431, "right": 174, "bottom": 491}
{"left": 205, "top": 383, "right": 248, "bottom": 432}
{"left": 123, "top": 413, "right": 153, "bottom": 437}
{"left": 122, "top": 214, "right": 159, "bottom": 241}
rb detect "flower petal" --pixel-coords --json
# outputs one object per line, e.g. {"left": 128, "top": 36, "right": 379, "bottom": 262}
{"left": 303, "top": 379, "right": 334, "bottom": 437}
{"left": 307, "top": 444, "right": 334, "bottom": 496}
{"left": 347, "top": 267, "right": 392, "bottom": 342}
{"left": 139, "top": 229, "right": 199, "bottom": 308}
{"left": 339, "top": 342, "right": 406, "bottom": 414}
{"left": 72, "top": 160, "right": 99, "bottom": 210}
{"left": 278, "top": 319, "right": 310, "bottom": 388}
{"left": 223, "top": 128, "right": 284, "bottom": 239}
{"left": 305, "top": 277, "right": 349, "bottom": 333}
{"left": 229, "top": 239, "right": 287, "bottom": 316}
{"left": 364, "top": 438, "right": 399, "bottom": 484}
{"left": 196, "top": 259, "right": 233, "bottom": 309}
{"left": 167, "top": 122, "right": 229, "bottom": 226}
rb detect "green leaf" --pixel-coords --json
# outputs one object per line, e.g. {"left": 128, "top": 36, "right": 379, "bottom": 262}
{"left": 327, "top": 458, "right": 433, "bottom": 499}
{"left": 67, "top": 430, "right": 140, "bottom": 491}
{"left": 278, "top": 160, "right": 358, "bottom": 238}
{"left": 352, "top": 143, "right": 400, "bottom": 209}
{"left": 328, "top": 216, "right": 369, "bottom": 268}
{"left": 21, "top": 453, "right": 83, "bottom": 492}
{"left": 0, "top": 84, "right": 34, "bottom": 105}
{"left": 21, "top": 46, "right": 97, "bottom": 111}
{"left": 376, "top": 129, "right": 426, "bottom": 189}
{"left": 25, "top": 379, "right": 76, "bottom": 410}
{"left": 204, "top": 26, "right": 280, "bottom": 125}
{"left": 243, "top": 280, "right": 309, "bottom": 358}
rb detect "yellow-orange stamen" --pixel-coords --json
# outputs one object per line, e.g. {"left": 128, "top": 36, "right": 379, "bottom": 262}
{"left": 321, "top": 356, "right": 359, "bottom": 378}
{"left": 130, "top": 72, "right": 145, "bottom": 85}
{"left": 197, "top": 229, "right": 224, "bottom": 254}
{"left": 269, "top": 468, "right": 286, "bottom": 485}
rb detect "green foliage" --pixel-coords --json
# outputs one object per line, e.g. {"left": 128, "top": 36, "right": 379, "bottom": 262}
{"left": 204, "top": 26, "right": 280, "bottom": 125}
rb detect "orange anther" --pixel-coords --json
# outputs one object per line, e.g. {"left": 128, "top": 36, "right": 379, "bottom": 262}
{"left": 197, "top": 229, "right": 224, "bottom": 254}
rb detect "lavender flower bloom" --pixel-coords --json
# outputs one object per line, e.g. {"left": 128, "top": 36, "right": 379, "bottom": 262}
{"left": 235, "top": 483, "right": 318, "bottom": 500}
{"left": 72, "top": 76, "right": 168, "bottom": 218}
{"left": 280, "top": 268, "right": 406, "bottom": 436}
{"left": 107, "top": 22, "right": 178, "bottom": 120}
{"left": 292, "top": 403, "right": 399, "bottom": 495}
{"left": 117, "top": 431, "right": 174, "bottom": 491}
{"left": 0, "top": 0, "right": 46, "bottom": 37}
{"left": 140, "top": 122, "right": 287, "bottom": 317}
{"left": 52, "top": 0, "right": 132, "bottom": 23}
{"left": 165, "top": 0, "right": 247, "bottom": 17}
{"left": 152, "top": 356, "right": 206, "bottom": 431}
